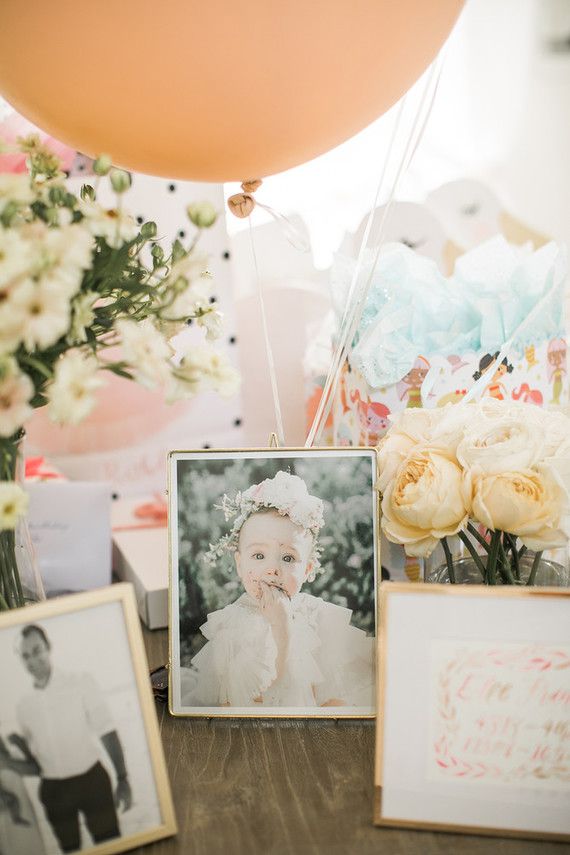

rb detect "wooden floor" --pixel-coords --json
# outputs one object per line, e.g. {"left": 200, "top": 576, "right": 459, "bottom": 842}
{"left": 136, "top": 628, "right": 570, "bottom": 855}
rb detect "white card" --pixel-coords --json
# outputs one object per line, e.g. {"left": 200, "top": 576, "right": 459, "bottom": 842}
{"left": 26, "top": 481, "right": 112, "bottom": 594}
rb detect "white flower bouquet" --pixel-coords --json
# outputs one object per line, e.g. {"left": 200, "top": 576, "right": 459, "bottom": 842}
{"left": 378, "top": 399, "right": 570, "bottom": 584}
{"left": 0, "top": 135, "right": 239, "bottom": 608}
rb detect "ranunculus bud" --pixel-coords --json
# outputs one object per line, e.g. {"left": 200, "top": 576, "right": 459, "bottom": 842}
{"left": 93, "top": 154, "right": 113, "bottom": 176}
{"left": 140, "top": 221, "right": 157, "bottom": 240}
{"left": 80, "top": 184, "right": 96, "bottom": 202}
{"left": 48, "top": 186, "right": 67, "bottom": 205}
{"left": 151, "top": 244, "right": 165, "bottom": 265}
{"left": 186, "top": 201, "right": 217, "bottom": 229}
{"left": 227, "top": 193, "right": 255, "bottom": 219}
{"left": 110, "top": 168, "right": 132, "bottom": 193}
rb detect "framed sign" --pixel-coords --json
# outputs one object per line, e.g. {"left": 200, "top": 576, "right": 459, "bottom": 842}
{"left": 168, "top": 447, "right": 379, "bottom": 717}
{"left": 375, "top": 582, "right": 570, "bottom": 841}
{"left": 0, "top": 585, "right": 176, "bottom": 855}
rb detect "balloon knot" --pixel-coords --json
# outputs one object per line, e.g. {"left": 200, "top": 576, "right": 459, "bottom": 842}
{"left": 241, "top": 179, "right": 262, "bottom": 193}
{"left": 227, "top": 179, "right": 263, "bottom": 218}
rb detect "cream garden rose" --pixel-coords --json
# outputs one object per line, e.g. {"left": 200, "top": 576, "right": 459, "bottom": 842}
{"left": 376, "top": 430, "right": 416, "bottom": 494}
{"left": 381, "top": 447, "right": 470, "bottom": 557}
{"left": 468, "top": 465, "right": 570, "bottom": 550}
{"left": 457, "top": 416, "right": 541, "bottom": 473}
{"left": 378, "top": 396, "right": 570, "bottom": 575}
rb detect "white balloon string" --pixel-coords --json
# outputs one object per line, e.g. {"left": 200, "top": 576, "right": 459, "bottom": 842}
{"left": 248, "top": 218, "right": 286, "bottom": 445}
{"left": 305, "top": 53, "right": 445, "bottom": 448}
{"left": 338, "top": 96, "right": 407, "bottom": 331}
{"left": 254, "top": 201, "right": 311, "bottom": 253}
{"left": 304, "top": 101, "right": 407, "bottom": 449}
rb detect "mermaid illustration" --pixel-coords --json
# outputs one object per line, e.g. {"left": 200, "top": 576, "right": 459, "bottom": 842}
{"left": 349, "top": 389, "right": 390, "bottom": 445}
{"left": 512, "top": 383, "right": 543, "bottom": 406}
{"left": 398, "top": 356, "right": 430, "bottom": 409}
{"left": 473, "top": 352, "right": 513, "bottom": 400}
{"left": 547, "top": 338, "right": 567, "bottom": 405}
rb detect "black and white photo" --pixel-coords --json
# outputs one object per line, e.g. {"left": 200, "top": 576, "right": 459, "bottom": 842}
{"left": 169, "top": 448, "right": 379, "bottom": 717}
{"left": 0, "top": 585, "right": 176, "bottom": 855}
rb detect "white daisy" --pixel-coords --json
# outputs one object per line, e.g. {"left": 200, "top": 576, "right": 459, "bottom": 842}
{"left": 0, "top": 174, "right": 34, "bottom": 215}
{"left": 68, "top": 291, "right": 97, "bottom": 344}
{"left": 166, "top": 252, "right": 210, "bottom": 285}
{"left": 0, "top": 227, "right": 32, "bottom": 289}
{"left": 168, "top": 344, "right": 239, "bottom": 401}
{"left": 0, "top": 360, "right": 34, "bottom": 437}
{"left": 115, "top": 318, "right": 174, "bottom": 389}
{"left": 47, "top": 350, "right": 104, "bottom": 425}
{"left": 9, "top": 278, "right": 71, "bottom": 350}
{"left": 0, "top": 481, "right": 29, "bottom": 530}
{"left": 197, "top": 308, "right": 224, "bottom": 341}
{"left": 39, "top": 224, "right": 95, "bottom": 295}
{"left": 167, "top": 345, "right": 211, "bottom": 400}
{"left": 0, "top": 300, "right": 25, "bottom": 355}
{"left": 78, "top": 198, "right": 138, "bottom": 248}
{"left": 208, "top": 350, "right": 240, "bottom": 397}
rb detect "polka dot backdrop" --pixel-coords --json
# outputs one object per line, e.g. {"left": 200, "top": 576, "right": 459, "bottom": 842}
{"left": 26, "top": 161, "right": 244, "bottom": 496}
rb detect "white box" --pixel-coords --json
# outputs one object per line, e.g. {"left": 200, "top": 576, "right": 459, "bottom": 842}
{"left": 112, "top": 527, "right": 169, "bottom": 629}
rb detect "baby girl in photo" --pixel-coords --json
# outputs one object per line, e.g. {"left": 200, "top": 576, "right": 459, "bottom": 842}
{"left": 179, "top": 471, "right": 374, "bottom": 709}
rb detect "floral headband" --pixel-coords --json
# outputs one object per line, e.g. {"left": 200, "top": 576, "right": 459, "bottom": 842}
{"left": 204, "top": 471, "right": 325, "bottom": 576}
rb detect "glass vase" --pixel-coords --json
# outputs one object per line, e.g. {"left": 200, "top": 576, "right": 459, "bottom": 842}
{"left": 0, "top": 431, "right": 45, "bottom": 609}
{"left": 427, "top": 553, "right": 570, "bottom": 587}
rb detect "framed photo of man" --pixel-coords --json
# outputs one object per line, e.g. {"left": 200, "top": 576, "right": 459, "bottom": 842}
{"left": 0, "top": 584, "right": 176, "bottom": 855}
{"left": 168, "top": 447, "right": 380, "bottom": 718}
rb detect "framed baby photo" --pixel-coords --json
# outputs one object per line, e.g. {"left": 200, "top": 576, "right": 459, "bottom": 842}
{"left": 0, "top": 584, "right": 177, "bottom": 855}
{"left": 168, "top": 447, "right": 379, "bottom": 718}
{"left": 374, "top": 582, "right": 570, "bottom": 841}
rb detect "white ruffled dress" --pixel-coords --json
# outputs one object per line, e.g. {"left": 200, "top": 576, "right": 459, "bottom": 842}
{"left": 180, "top": 592, "right": 374, "bottom": 708}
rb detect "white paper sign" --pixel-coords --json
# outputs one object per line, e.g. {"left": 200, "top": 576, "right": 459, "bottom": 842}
{"left": 429, "top": 640, "right": 570, "bottom": 790}
{"left": 375, "top": 584, "right": 570, "bottom": 840}
{"left": 26, "top": 481, "right": 112, "bottom": 594}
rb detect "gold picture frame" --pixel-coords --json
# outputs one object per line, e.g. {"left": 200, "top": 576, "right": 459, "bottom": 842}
{"left": 168, "top": 446, "right": 381, "bottom": 718}
{"left": 0, "top": 584, "right": 177, "bottom": 855}
{"left": 374, "top": 581, "right": 570, "bottom": 841}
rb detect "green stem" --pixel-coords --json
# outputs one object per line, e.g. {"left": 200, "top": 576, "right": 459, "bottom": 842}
{"left": 466, "top": 521, "right": 491, "bottom": 553}
{"left": 18, "top": 354, "right": 54, "bottom": 380}
{"left": 518, "top": 544, "right": 527, "bottom": 561}
{"left": 7, "top": 530, "right": 24, "bottom": 605}
{"left": 486, "top": 530, "right": 502, "bottom": 585}
{"left": 497, "top": 537, "right": 516, "bottom": 585}
{"left": 0, "top": 546, "right": 9, "bottom": 608}
{"left": 504, "top": 533, "right": 520, "bottom": 581}
{"left": 0, "top": 532, "right": 23, "bottom": 608}
{"left": 527, "top": 551, "right": 543, "bottom": 586}
{"left": 441, "top": 537, "right": 456, "bottom": 584}
{"left": 0, "top": 535, "right": 17, "bottom": 608}
{"left": 457, "top": 531, "right": 486, "bottom": 580}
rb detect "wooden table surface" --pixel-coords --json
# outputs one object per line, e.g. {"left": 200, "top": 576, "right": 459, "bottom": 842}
{"left": 135, "top": 628, "right": 570, "bottom": 855}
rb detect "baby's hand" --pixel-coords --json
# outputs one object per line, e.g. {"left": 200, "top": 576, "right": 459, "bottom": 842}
{"left": 258, "top": 582, "right": 291, "bottom": 627}
{"left": 258, "top": 582, "right": 292, "bottom": 681}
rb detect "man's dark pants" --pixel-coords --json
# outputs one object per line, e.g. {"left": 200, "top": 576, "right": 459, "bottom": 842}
{"left": 39, "top": 761, "right": 119, "bottom": 853}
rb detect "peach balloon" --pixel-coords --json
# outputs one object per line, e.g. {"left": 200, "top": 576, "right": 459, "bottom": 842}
{"left": 0, "top": 1, "right": 463, "bottom": 182}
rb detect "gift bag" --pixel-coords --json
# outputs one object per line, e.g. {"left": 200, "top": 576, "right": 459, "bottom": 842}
{"left": 330, "top": 236, "right": 568, "bottom": 450}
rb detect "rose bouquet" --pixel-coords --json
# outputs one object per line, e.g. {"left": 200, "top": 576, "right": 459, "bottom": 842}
{"left": 0, "top": 135, "right": 239, "bottom": 608}
{"left": 378, "top": 399, "right": 570, "bottom": 584}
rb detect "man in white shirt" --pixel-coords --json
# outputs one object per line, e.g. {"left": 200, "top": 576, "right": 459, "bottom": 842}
{"left": 0, "top": 624, "right": 132, "bottom": 853}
